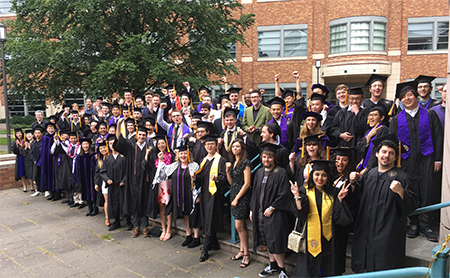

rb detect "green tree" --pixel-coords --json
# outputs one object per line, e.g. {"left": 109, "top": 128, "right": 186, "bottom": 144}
{"left": 5, "top": 0, "right": 254, "bottom": 104}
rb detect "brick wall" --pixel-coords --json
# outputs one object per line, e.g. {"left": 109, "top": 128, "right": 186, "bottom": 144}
{"left": 0, "top": 155, "right": 21, "bottom": 190}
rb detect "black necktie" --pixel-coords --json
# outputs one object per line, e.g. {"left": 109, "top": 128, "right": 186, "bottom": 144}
{"left": 71, "top": 146, "right": 75, "bottom": 156}
{"left": 227, "top": 130, "right": 233, "bottom": 147}
{"left": 174, "top": 125, "right": 180, "bottom": 148}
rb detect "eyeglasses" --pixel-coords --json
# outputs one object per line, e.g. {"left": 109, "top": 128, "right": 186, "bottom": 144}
{"left": 349, "top": 97, "right": 362, "bottom": 101}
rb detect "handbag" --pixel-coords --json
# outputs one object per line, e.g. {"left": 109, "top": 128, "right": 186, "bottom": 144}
{"left": 287, "top": 218, "right": 306, "bottom": 253}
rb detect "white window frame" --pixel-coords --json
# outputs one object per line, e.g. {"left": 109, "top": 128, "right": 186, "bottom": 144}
{"left": 257, "top": 24, "right": 308, "bottom": 61}
{"left": 258, "top": 82, "right": 307, "bottom": 99}
{"left": 329, "top": 16, "right": 387, "bottom": 56}
{"left": 407, "top": 16, "right": 449, "bottom": 54}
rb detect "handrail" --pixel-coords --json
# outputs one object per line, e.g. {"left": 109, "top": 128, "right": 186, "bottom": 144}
{"left": 409, "top": 201, "right": 450, "bottom": 216}
{"left": 332, "top": 267, "right": 429, "bottom": 278}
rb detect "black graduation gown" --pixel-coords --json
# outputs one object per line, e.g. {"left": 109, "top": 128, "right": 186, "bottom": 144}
{"left": 250, "top": 166, "right": 291, "bottom": 254}
{"left": 195, "top": 155, "right": 228, "bottom": 237}
{"left": 74, "top": 153, "right": 97, "bottom": 202}
{"left": 52, "top": 142, "right": 73, "bottom": 190}
{"left": 22, "top": 145, "right": 34, "bottom": 180}
{"left": 290, "top": 98, "right": 307, "bottom": 146}
{"left": 292, "top": 186, "right": 352, "bottom": 278}
{"left": 113, "top": 135, "right": 149, "bottom": 217}
{"left": 218, "top": 130, "right": 256, "bottom": 162}
{"left": 11, "top": 141, "right": 25, "bottom": 181}
{"left": 329, "top": 108, "right": 369, "bottom": 160}
{"left": 190, "top": 139, "right": 208, "bottom": 164}
{"left": 31, "top": 139, "right": 41, "bottom": 182}
{"left": 94, "top": 162, "right": 104, "bottom": 207}
{"left": 100, "top": 154, "right": 127, "bottom": 219}
{"left": 356, "top": 125, "right": 389, "bottom": 169}
{"left": 351, "top": 168, "right": 419, "bottom": 273}
{"left": 389, "top": 109, "right": 443, "bottom": 207}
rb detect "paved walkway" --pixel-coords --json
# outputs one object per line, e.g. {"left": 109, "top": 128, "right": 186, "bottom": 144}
{"left": 0, "top": 188, "right": 264, "bottom": 278}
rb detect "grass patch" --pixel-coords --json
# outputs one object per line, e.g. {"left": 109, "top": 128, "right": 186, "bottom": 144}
{"left": 0, "top": 130, "right": 6, "bottom": 134}
{"left": 0, "top": 150, "right": 8, "bottom": 155}
{"left": 99, "top": 233, "right": 113, "bottom": 240}
{"left": 0, "top": 138, "right": 7, "bottom": 145}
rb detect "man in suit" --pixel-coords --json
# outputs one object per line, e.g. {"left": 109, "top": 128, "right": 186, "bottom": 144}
{"left": 242, "top": 90, "right": 272, "bottom": 145}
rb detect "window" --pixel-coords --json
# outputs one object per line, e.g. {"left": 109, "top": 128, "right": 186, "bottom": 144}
{"left": 258, "top": 82, "right": 307, "bottom": 100}
{"left": 329, "top": 16, "right": 387, "bottom": 54}
{"left": 408, "top": 17, "right": 449, "bottom": 51}
{"left": 0, "top": 0, "right": 12, "bottom": 14}
{"left": 227, "top": 43, "right": 236, "bottom": 60}
{"left": 433, "top": 78, "right": 446, "bottom": 101}
{"left": 8, "top": 97, "right": 46, "bottom": 117}
{"left": 257, "top": 24, "right": 308, "bottom": 58}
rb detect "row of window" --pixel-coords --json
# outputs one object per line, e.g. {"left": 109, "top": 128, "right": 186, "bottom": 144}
{"left": 256, "top": 16, "right": 449, "bottom": 58}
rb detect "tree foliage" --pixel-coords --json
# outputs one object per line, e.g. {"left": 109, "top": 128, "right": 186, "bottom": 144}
{"left": 5, "top": 0, "right": 254, "bottom": 104}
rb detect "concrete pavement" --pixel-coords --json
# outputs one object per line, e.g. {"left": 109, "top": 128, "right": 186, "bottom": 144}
{"left": 0, "top": 188, "right": 265, "bottom": 278}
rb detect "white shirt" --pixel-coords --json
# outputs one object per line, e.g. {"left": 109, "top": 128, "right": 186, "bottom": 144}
{"left": 405, "top": 106, "right": 419, "bottom": 118}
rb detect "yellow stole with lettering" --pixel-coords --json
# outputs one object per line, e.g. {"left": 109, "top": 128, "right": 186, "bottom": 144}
{"left": 196, "top": 153, "right": 221, "bottom": 195}
{"left": 306, "top": 186, "right": 334, "bottom": 257}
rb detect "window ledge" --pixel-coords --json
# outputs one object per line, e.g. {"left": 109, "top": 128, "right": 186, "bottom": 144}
{"left": 257, "top": 56, "right": 307, "bottom": 61}
{"left": 407, "top": 50, "right": 448, "bottom": 55}
{"left": 328, "top": 51, "right": 387, "bottom": 58}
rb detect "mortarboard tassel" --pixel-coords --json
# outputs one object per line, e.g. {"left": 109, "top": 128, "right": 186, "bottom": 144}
{"left": 344, "top": 90, "right": 348, "bottom": 105}
{"left": 367, "top": 117, "right": 369, "bottom": 125}
{"left": 397, "top": 140, "right": 401, "bottom": 167}
{"left": 71, "top": 121, "right": 73, "bottom": 132}
{"left": 106, "top": 142, "right": 110, "bottom": 156}
{"left": 76, "top": 131, "right": 79, "bottom": 142}
{"left": 308, "top": 100, "right": 311, "bottom": 112}
{"left": 301, "top": 138, "right": 305, "bottom": 158}
{"left": 12, "top": 129, "right": 15, "bottom": 139}
{"left": 388, "top": 99, "right": 396, "bottom": 117}
{"left": 197, "top": 89, "right": 202, "bottom": 102}
{"left": 58, "top": 131, "right": 62, "bottom": 141}
{"left": 165, "top": 137, "right": 170, "bottom": 153}
{"left": 187, "top": 145, "right": 191, "bottom": 163}
{"left": 326, "top": 146, "right": 330, "bottom": 160}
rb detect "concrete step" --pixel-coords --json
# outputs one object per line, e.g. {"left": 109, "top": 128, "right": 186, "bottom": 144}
{"left": 0, "top": 154, "right": 15, "bottom": 162}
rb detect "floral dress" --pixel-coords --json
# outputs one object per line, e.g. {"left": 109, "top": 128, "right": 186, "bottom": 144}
{"left": 155, "top": 152, "right": 173, "bottom": 204}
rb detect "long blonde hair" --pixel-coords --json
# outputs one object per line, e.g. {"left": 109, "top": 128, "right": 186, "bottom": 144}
{"left": 299, "top": 118, "right": 326, "bottom": 139}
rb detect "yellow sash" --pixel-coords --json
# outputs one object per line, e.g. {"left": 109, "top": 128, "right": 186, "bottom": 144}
{"left": 306, "top": 186, "right": 334, "bottom": 257}
{"left": 196, "top": 153, "right": 221, "bottom": 195}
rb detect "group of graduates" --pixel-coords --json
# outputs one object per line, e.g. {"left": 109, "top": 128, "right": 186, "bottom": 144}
{"left": 11, "top": 72, "right": 446, "bottom": 278}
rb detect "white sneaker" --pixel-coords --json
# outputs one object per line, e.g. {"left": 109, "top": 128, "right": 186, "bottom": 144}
{"left": 31, "top": 191, "right": 40, "bottom": 197}
{"left": 44, "top": 191, "right": 50, "bottom": 197}
{"left": 259, "top": 265, "right": 278, "bottom": 277}
{"left": 279, "top": 270, "right": 288, "bottom": 278}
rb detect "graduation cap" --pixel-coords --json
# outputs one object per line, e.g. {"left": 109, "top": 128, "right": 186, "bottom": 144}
{"left": 227, "top": 87, "right": 242, "bottom": 94}
{"left": 63, "top": 104, "right": 71, "bottom": 109}
{"left": 372, "top": 133, "right": 407, "bottom": 167}
{"left": 101, "top": 102, "right": 111, "bottom": 109}
{"left": 70, "top": 109, "right": 79, "bottom": 114}
{"left": 192, "top": 112, "right": 205, "bottom": 119}
{"left": 123, "top": 88, "right": 132, "bottom": 94}
{"left": 309, "top": 93, "right": 327, "bottom": 102}
{"left": 218, "top": 94, "right": 230, "bottom": 104}
{"left": 258, "top": 142, "right": 279, "bottom": 155}
{"left": 180, "top": 90, "right": 193, "bottom": 100}
{"left": 25, "top": 129, "right": 33, "bottom": 134}
{"left": 45, "top": 122, "right": 57, "bottom": 129}
{"left": 202, "top": 134, "right": 218, "bottom": 142}
{"left": 133, "top": 107, "right": 143, "bottom": 114}
{"left": 310, "top": 159, "right": 334, "bottom": 172}
{"left": 369, "top": 105, "right": 387, "bottom": 117}
{"left": 96, "top": 96, "right": 104, "bottom": 101}
{"left": 60, "top": 129, "right": 71, "bottom": 136}
{"left": 304, "top": 133, "right": 321, "bottom": 144}
{"left": 107, "top": 134, "right": 116, "bottom": 141}
{"left": 48, "top": 115, "right": 58, "bottom": 122}
{"left": 98, "top": 141, "right": 107, "bottom": 148}
{"left": 109, "top": 123, "right": 117, "bottom": 129}
{"left": 33, "top": 125, "right": 45, "bottom": 133}
{"left": 68, "top": 131, "right": 78, "bottom": 137}
{"left": 348, "top": 87, "right": 364, "bottom": 95}
{"left": 97, "top": 121, "right": 108, "bottom": 129}
{"left": 82, "top": 113, "right": 91, "bottom": 119}
{"left": 311, "top": 84, "right": 330, "bottom": 95}
{"left": 332, "top": 147, "right": 354, "bottom": 157}
{"left": 302, "top": 111, "right": 323, "bottom": 122}
{"left": 364, "top": 74, "right": 388, "bottom": 87}
{"left": 137, "top": 125, "right": 149, "bottom": 134}
{"left": 144, "top": 116, "right": 156, "bottom": 126}
{"left": 135, "top": 95, "right": 144, "bottom": 102}
{"left": 79, "top": 138, "right": 92, "bottom": 144}
{"left": 14, "top": 128, "right": 23, "bottom": 134}
{"left": 176, "top": 144, "right": 189, "bottom": 152}
{"left": 111, "top": 103, "right": 120, "bottom": 110}
{"left": 125, "top": 118, "right": 136, "bottom": 125}
{"left": 165, "top": 84, "right": 175, "bottom": 90}
{"left": 223, "top": 107, "right": 239, "bottom": 118}
{"left": 265, "top": 122, "right": 281, "bottom": 137}
{"left": 282, "top": 89, "right": 295, "bottom": 99}
{"left": 267, "top": 97, "right": 285, "bottom": 107}
{"left": 415, "top": 75, "right": 436, "bottom": 85}
{"left": 395, "top": 81, "right": 417, "bottom": 99}
{"left": 198, "top": 85, "right": 211, "bottom": 94}
{"left": 196, "top": 121, "right": 214, "bottom": 132}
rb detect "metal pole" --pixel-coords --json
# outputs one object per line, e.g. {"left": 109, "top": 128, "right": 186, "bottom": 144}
{"left": 316, "top": 68, "right": 320, "bottom": 84}
{"left": 2, "top": 41, "right": 10, "bottom": 153}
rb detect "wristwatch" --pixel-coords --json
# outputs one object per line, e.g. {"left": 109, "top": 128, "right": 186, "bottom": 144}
{"left": 269, "top": 206, "right": 274, "bottom": 211}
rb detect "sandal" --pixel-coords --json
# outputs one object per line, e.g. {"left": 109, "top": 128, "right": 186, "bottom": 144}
{"left": 230, "top": 250, "right": 244, "bottom": 261}
{"left": 240, "top": 255, "right": 250, "bottom": 268}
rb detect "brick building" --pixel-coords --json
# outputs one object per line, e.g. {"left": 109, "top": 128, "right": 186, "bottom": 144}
{"left": 0, "top": 0, "right": 449, "bottom": 118}
{"left": 225, "top": 0, "right": 449, "bottom": 103}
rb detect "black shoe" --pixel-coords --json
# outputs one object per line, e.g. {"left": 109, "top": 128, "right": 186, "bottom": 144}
{"left": 259, "top": 265, "right": 279, "bottom": 278}
{"left": 108, "top": 221, "right": 121, "bottom": 231}
{"left": 407, "top": 225, "right": 419, "bottom": 238}
{"left": 69, "top": 203, "right": 79, "bottom": 208}
{"left": 86, "top": 211, "right": 92, "bottom": 216}
{"left": 90, "top": 207, "right": 99, "bottom": 216}
{"left": 420, "top": 227, "right": 438, "bottom": 242}
{"left": 78, "top": 204, "right": 86, "bottom": 209}
{"left": 46, "top": 195, "right": 54, "bottom": 201}
{"left": 199, "top": 250, "right": 209, "bottom": 262}
{"left": 67, "top": 201, "right": 74, "bottom": 206}
{"left": 126, "top": 223, "right": 133, "bottom": 231}
{"left": 52, "top": 195, "right": 62, "bottom": 201}
{"left": 61, "top": 199, "right": 70, "bottom": 204}
{"left": 182, "top": 235, "right": 193, "bottom": 247}
{"left": 187, "top": 238, "right": 201, "bottom": 248}
{"left": 200, "top": 245, "right": 220, "bottom": 251}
